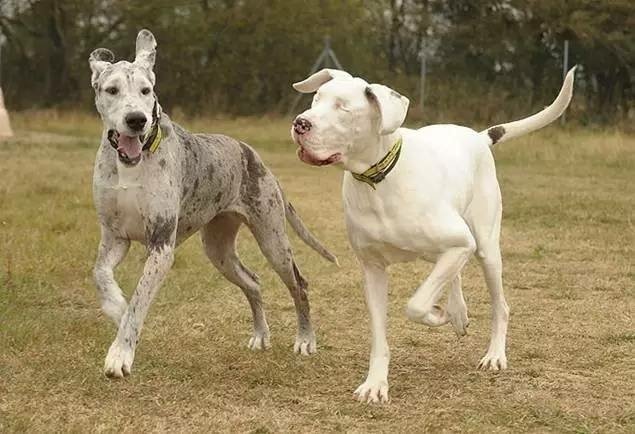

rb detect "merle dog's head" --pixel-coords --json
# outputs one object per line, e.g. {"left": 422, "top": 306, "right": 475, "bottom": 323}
{"left": 89, "top": 29, "right": 160, "bottom": 166}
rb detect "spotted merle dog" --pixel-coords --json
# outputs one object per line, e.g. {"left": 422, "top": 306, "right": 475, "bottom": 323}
{"left": 89, "top": 29, "right": 337, "bottom": 378}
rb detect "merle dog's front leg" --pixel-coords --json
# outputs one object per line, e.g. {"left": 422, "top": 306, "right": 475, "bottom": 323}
{"left": 104, "top": 215, "right": 176, "bottom": 378}
{"left": 94, "top": 228, "right": 130, "bottom": 325}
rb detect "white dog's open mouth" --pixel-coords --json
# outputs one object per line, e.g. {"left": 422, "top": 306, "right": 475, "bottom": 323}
{"left": 297, "top": 147, "right": 341, "bottom": 166}
{"left": 292, "top": 128, "right": 341, "bottom": 167}
{"left": 297, "top": 146, "right": 342, "bottom": 166}
{"left": 108, "top": 130, "right": 143, "bottom": 166}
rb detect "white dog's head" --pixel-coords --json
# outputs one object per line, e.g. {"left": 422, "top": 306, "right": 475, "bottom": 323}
{"left": 291, "top": 69, "right": 409, "bottom": 170}
{"left": 89, "top": 29, "right": 160, "bottom": 166}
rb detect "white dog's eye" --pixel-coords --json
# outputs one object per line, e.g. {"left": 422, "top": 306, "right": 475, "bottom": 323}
{"left": 141, "top": 87, "right": 151, "bottom": 96}
{"left": 336, "top": 100, "right": 350, "bottom": 112}
{"left": 105, "top": 86, "right": 119, "bottom": 96}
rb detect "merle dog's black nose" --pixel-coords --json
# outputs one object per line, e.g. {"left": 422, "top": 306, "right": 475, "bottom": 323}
{"left": 293, "top": 117, "right": 312, "bottom": 135}
{"left": 125, "top": 111, "right": 147, "bottom": 132}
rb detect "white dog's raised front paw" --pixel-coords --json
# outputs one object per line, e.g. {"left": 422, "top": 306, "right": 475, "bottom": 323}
{"left": 247, "top": 330, "right": 271, "bottom": 351}
{"left": 405, "top": 300, "right": 448, "bottom": 327}
{"left": 104, "top": 341, "right": 135, "bottom": 378}
{"left": 354, "top": 379, "right": 389, "bottom": 404}
{"left": 478, "top": 350, "right": 507, "bottom": 371}
{"left": 447, "top": 303, "right": 469, "bottom": 337}
{"left": 293, "top": 331, "right": 316, "bottom": 356}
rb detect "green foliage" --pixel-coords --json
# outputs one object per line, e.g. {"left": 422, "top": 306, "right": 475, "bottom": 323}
{"left": 0, "top": 0, "right": 632, "bottom": 124}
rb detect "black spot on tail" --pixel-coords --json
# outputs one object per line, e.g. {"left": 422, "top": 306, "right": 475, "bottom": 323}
{"left": 292, "top": 261, "right": 308, "bottom": 291}
{"left": 488, "top": 126, "right": 505, "bottom": 145}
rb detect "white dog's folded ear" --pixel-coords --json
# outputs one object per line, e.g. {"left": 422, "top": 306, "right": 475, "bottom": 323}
{"left": 89, "top": 48, "right": 114, "bottom": 88}
{"left": 134, "top": 29, "right": 157, "bottom": 71}
{"left": 365, "top": 84, "right": 410, "bottom": 135}
{"left": 293, "top": 69, "right": 352, "bottom": 93}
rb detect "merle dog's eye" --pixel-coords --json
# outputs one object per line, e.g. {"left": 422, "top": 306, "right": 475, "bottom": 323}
{"left": 105, "top": 87, "right": 118, "bottom": 95}
{"left": 141, "top": 87, "right": 151, "bottom": 95}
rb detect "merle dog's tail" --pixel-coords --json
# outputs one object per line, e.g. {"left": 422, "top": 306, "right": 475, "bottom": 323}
{"left": 279, "top": 186, "right": 339, "bottom": 266}
{"left": 480, "top": 66, "right": 576, "bottom": 147}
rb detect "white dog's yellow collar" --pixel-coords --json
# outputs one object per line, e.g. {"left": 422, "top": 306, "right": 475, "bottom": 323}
{"left": 351, "top": 137, "right": 402, "bottom": 189}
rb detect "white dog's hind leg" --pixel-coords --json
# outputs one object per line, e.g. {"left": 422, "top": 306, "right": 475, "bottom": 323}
{"left": 477, "top": 245, "right": 509, "bottom": 370}
{"left": 354, "top": 262, "right": 390, "bottom": 404}
{"left": 94, "top": 230, "right": 130, "bottom": 325}
{"left": 468, "top": 162, "right": 509, "bottom": 370}
{"left": 406, "top": 234, "right": 475, "bottom": 326}
{"left": 446, "top": 274, "right": 469, "bottom": 336}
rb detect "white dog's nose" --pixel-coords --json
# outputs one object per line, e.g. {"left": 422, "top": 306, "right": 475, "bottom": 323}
{"left": 293, "top": 117, "right": 312, "bottom": 135}
{"left": 125, "top": 111, "right": 147, "bottom": 132}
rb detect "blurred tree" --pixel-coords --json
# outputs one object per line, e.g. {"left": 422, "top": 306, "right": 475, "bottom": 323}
{"left": 521, "top": 0, "right": 634, "bottom": 120}
{"left": 0, "top": 0, "right": 632, "bottom": 124}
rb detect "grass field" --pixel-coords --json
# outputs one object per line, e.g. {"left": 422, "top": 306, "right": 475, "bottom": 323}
{"left": 1, "top": 112, "right": 633, "bottom": 433}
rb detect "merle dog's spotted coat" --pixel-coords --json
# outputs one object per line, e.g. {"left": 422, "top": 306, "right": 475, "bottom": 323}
{"left": 91, "top": 30, "right": 336, "bottom": 378}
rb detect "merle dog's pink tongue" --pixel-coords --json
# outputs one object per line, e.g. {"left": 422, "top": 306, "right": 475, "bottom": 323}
{"left": 117, "top": 135, "right": 142, "bottom": 158}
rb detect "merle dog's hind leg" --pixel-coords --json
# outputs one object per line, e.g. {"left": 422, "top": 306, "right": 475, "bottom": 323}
{"left": 94, "top": 228, "right": 130, "bottom": 325}
{"left": 247, "top": 199, "right": 316, "bottom": 356}
{"left": 201, "top": 213, "right": 270, "bottom": 351}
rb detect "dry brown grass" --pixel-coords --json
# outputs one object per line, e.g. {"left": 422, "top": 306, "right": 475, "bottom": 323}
{"left": 1, "top": 112, "right": 633, "bottom": 433}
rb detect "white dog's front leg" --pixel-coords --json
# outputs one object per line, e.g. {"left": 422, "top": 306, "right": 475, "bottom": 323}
{"left": 354, "top": 262, "right": 390, "bottom": 404}
{"left": 446, "top": 274, "right": 469, "bottom": 336}
{"left": 406, "top": 242, "right": 475, "bottom": 326}
{"left": 104, "top": 244, "right": 174, "bottom": 378}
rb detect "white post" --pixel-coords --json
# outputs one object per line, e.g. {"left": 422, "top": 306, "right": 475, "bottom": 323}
{"left": 561, "top": 40, "right": 569, "bottom": 125}
{"left": 419, "top": 49, "right": 426, "bottom": 115}
{"left": 0, "top": 37, "right": 13, "bottom": 138}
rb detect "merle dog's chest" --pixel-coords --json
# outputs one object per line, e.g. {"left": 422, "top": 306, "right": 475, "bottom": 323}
{"left": 93, "top": 152, "right": 179, "bottom": 241}
{"left": 93, "top": 128, "right": 244, "bottom": 245}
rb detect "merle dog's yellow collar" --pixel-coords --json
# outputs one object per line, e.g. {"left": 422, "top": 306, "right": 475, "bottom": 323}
{"left": 141, "top": 123, "right": 162, "bottom": 153}
{"left": 351, "top": 137, "right": 403, "bottom": 189}
{"left": 141, "top": 99, "right": 162, "bottom": 153}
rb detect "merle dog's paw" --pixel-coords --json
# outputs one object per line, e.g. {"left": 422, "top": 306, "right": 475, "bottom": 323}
{"left": 104, "top": 341, "right": 135, "bottom": 378}
{"left": 293, "top": 331, "right": 316, "bottom": 356}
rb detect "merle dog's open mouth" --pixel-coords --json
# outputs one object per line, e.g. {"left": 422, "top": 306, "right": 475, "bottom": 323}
{"left": 108, "top": 130, "right": 143, "bottom": 166}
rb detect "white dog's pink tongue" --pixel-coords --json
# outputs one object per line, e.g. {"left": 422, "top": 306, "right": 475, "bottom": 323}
{"left": 117, "top": 135, "right": 142, "bottom": 158}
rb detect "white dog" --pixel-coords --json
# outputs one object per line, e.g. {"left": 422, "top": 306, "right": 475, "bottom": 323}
{"left": 291, "top": 67, "right": 576, "bottom": 403}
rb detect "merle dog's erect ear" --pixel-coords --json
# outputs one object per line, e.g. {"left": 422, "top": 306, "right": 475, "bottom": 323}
{"left": 365, "top": 84, "right": 410, "bottom": 135}
{"left": 89, "top": 48, "right": 114, "bottom": 88}
{"left": 134, "top": 29, "right": 157, "bottom": 72}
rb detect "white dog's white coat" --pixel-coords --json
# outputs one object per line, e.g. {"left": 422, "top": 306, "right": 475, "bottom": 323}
{"left": 291, "top": 67, "right": 576, "bottom": 403}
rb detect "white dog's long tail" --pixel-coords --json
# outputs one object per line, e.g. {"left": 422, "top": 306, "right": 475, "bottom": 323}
{"left": 481, "top": 66, "right": 577, "bottom": 146}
